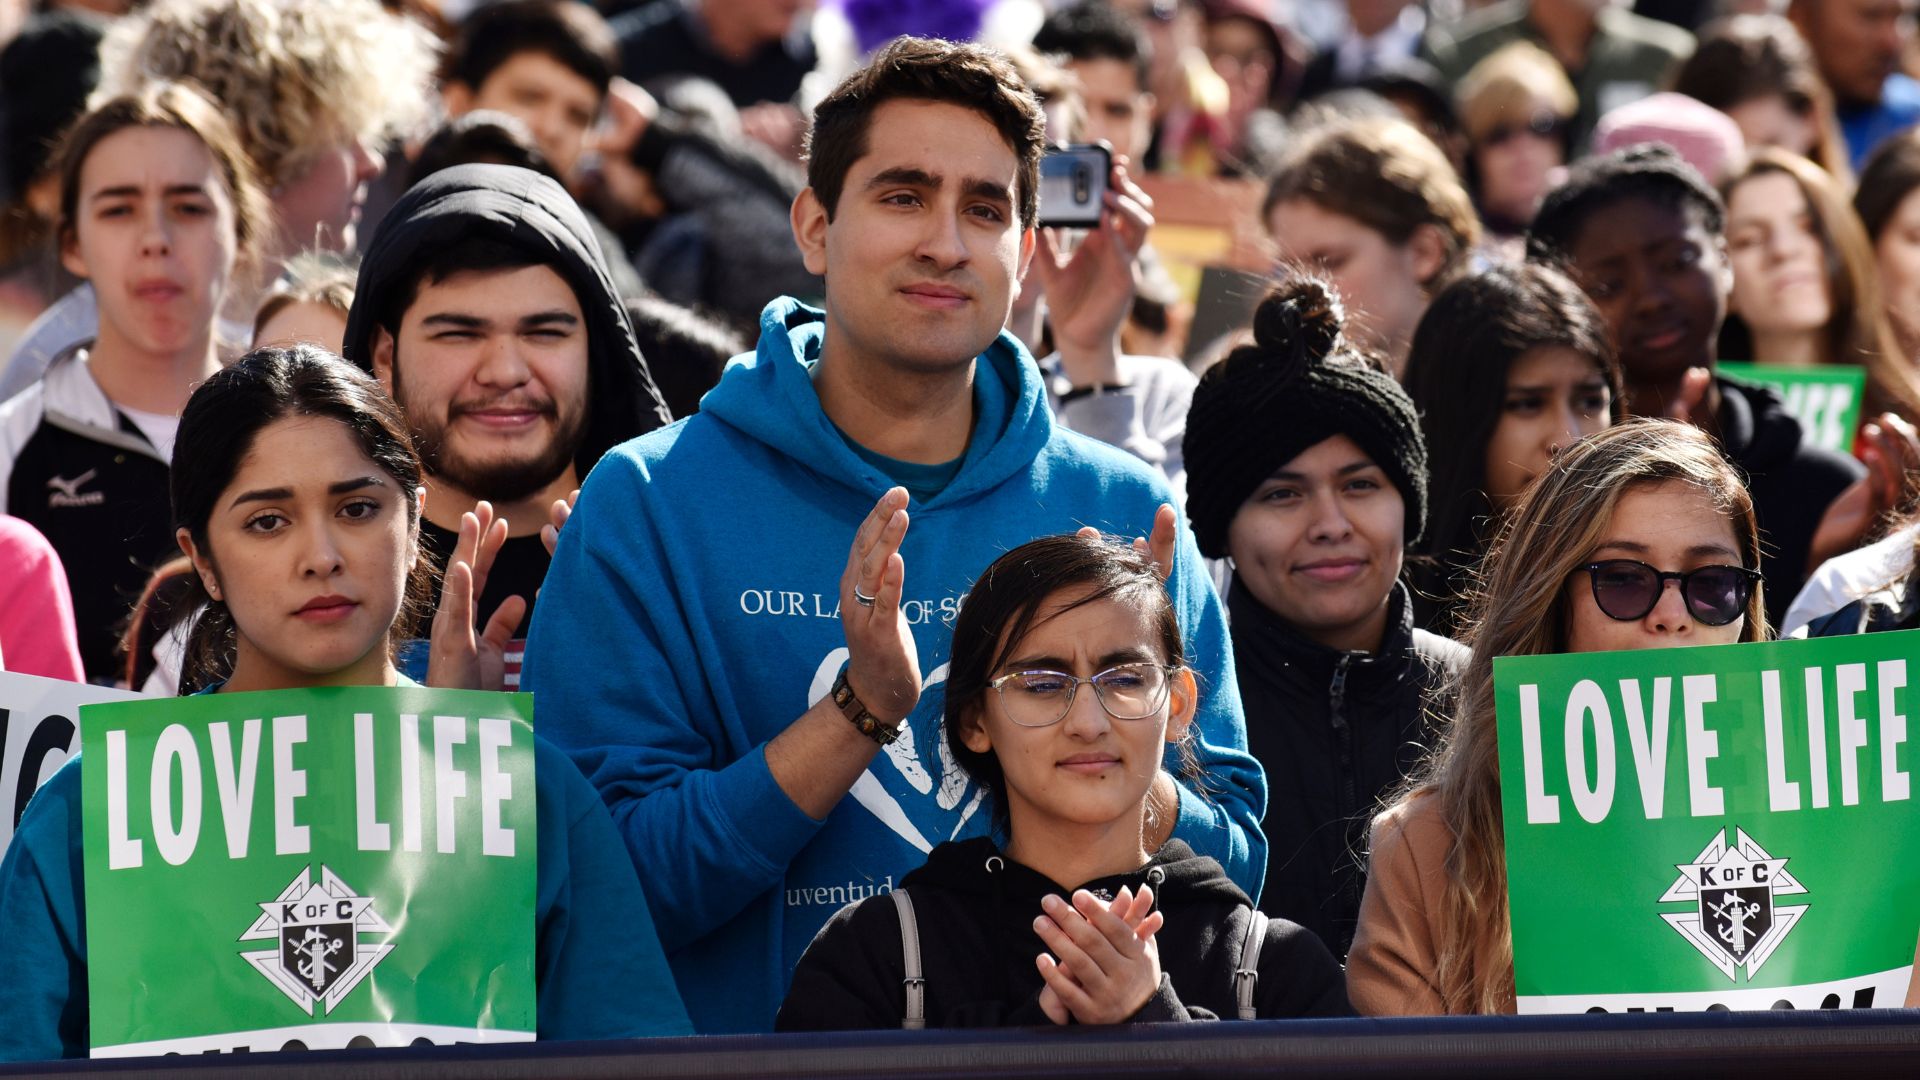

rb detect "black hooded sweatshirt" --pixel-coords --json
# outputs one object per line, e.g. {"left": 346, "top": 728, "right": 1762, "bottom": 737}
{"left": 775, "top": 837, "right": 1350, "bottom": 1031}
{"left": 340, "top": 165, "right": 672, "bottom": 634}
{"left": 1714, "top": 376, "right": 1863, "bottom": 630}
{"left": 1230, "top": 580, "right": 1466, "bottom": 961}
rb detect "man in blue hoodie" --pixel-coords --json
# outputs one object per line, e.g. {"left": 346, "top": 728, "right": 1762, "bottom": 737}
{"left": 523, "top": 35, "right": 1263, "bottom": 1034}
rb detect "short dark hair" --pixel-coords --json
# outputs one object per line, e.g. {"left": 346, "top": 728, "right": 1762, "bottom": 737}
{"left": 1672, "top": 15, "right": 1824, "bottom": 118}
{"left": 0, "top": 9, "right": 105, "bottom": 200}
{"left": 1032, "top": 2, "right": 1152, "bottom": 93}
{"left": 446, "top": 0, "right": 618, "bottom": 101}
{"left": 1855, "top": 129, "right": 1920, "bottom": 242}
{"left": 1527, "top": 143, "right": 1727, "bottom": 265}
{"left": 406, "top": 110, "right": 561, "bottom": 190}
{"left": 805, "top": 36, "right": 1046, "bottom": 228}
{"left": 372, "top": 234, "right": 552, "bottom": 344}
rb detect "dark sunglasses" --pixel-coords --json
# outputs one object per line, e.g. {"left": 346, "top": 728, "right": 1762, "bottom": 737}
{"left": 1577, "top": 560, "right": 1761, "bottom": 627}
{"left": 1483, "top": 112, "right": 1568, "bottom": 148}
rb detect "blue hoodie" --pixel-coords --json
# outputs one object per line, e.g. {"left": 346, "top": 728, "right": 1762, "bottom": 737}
{"left": 523, "top": 298, "right": 1264, "bottom": 1034}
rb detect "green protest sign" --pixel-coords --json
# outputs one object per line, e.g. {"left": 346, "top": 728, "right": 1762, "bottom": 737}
{"left": 80, "top": 686, "right": 538, "bottom": 1057}
{"left": 1495, "top": 630, "right": 1920, "bottom": 1012}
{"left": 1718, "top": 363, "right": 1866, "bottom": 454}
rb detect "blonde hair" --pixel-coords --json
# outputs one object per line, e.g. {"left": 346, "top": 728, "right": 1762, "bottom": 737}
{"left": 1263, "top": 118, "right": 1482, "bottom": 291}
{"left": 1456, "top": 41, "right": 1577, "bottom": 144}
{"left": 1387, "top": 420, "right": 1765, "bottom": 1014}
{"left": 251, "top": 251, "right": 357, "bottom": 342}
{"left": 94, "top": 0, "right": 438, "bottom": 188}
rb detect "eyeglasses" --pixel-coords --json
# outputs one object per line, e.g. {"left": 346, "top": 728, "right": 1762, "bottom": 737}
{"left": 1483, "top": 112, "right": 1569, "bottom": 148}
{"left": 988, "top": 662, "right": 1180, "bottom": 728}
{"left": 1577, "top": 560, "right": 1761, "bottom": 627}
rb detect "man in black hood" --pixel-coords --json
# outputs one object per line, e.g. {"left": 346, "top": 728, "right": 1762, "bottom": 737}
{"left": 342, "top": 164, "right": 670, "bottom": 671}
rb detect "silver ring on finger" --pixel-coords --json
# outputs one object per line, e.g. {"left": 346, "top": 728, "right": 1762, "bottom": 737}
{"left": 853, "top": 586, "right": 878, "bottom": 607}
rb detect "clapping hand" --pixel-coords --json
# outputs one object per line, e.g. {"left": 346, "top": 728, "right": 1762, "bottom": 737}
{"left": 1033, "top": 886, "right": 1165, "bottom": 1025}
{"left": 426, "top": 501, "right": 526, "bottom": 691}
{"left": 1077, "top": 503, "right": 1177, "bottom": 581}
{"left": 839, "top": 488, "right": 921, "bottom": 725}
{"left": 1808, "top": 412, "right": 1920, "bottom": 574}
{"left": 540, "top": 488, "right": 579, "bottom": 557}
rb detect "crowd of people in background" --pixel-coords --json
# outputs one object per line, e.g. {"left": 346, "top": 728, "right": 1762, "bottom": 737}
{"left": 2, "top": 0, "right": 1920, "bottom": 1059}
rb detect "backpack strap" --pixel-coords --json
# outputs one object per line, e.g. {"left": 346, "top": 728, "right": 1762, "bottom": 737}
{"left": 891, "top": 889, "right": 927, "bottom": 1029}
{"left": 1234, "top": 909, "right": 1269, "bottom": 1020}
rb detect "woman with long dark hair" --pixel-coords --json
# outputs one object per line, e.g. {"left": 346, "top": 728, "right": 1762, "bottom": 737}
{"left": 1403, "top": 263, "right": 1624, "bottom": 635}
{"left": 0, "top": 345, "right": 690, "bottom": 1060}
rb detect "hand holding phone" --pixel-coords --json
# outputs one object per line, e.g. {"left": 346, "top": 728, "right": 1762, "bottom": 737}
{"left": 1038, "top": 144, "right": 1112, "bottom": 228}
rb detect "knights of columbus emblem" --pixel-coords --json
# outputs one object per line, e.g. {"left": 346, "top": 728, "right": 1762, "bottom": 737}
{"left": 1658, "top": 827, "right": 1808, "bottom": 981}
{"left": 239, "top": 865, "right": 393, "bottom": 1014}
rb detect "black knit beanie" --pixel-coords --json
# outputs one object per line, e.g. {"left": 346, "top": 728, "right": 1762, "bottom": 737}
{"left": 1183, "top": 277, "right": 1429, "bottom": 559}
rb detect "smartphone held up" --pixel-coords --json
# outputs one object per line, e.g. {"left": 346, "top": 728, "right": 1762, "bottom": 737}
{"left": 1038, "top": 143, "right": 1110, "bottom": 229}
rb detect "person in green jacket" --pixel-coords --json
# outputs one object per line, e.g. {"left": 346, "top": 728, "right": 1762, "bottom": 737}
{"left": 0, "top": 344, "right": 691, "bottom": 1061}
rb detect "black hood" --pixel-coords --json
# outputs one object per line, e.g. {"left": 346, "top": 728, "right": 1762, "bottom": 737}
{"left": 341, "top": 163, "right": 672, "bottom": 478}
{"left": 902, "top": 837, "right": 1250, "bottom": 909}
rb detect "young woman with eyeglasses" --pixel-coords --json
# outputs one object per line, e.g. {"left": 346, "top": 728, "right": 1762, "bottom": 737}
{"left": 776, "top": 533, "right": 1349, "bottom": 1030}
{"left": 1347, "top": 419, "right": 1765, "bottom": 1015}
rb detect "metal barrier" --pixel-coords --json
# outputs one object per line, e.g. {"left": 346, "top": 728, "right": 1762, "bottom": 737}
{"left": 4, "top": 1010, "right": 1918, "bottom": 1079}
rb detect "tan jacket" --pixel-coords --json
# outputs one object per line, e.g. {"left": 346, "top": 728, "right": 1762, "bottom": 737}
{"left": 1909, "top": 942, "right": 1919, "bottom": 1007}
{"left": 1345, "top": 794, "right": 1515, "bottom": 1016}
{"left": 1352, "top": 798, "right": 1920, "bottom": 1010}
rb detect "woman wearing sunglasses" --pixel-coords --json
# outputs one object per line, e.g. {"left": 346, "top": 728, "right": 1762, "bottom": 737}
{"left": 1454, "top": 41, "right": 1576, "bottom": 257}
{"left": 776, "top": 534, "right": 1349, "bottom": 1029}
{"left": 1347, "top": 419, "right": 1765, "bottom": 1015}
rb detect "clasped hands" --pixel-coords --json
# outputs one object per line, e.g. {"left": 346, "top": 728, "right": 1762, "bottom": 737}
{"left": 1032, "top": 885, "right": 1165, "bottom": 1025}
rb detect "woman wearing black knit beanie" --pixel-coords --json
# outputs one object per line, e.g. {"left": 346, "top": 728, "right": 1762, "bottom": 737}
{"left": 1181, "top": 275, "right": 1464, "bottom": 962}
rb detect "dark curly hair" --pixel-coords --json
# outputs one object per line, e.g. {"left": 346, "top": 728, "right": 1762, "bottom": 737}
{"left": 1527, "top": 143, "right": 1726, "bottom": 266}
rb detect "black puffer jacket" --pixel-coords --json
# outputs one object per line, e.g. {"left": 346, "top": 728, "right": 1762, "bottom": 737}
{"left": 775, "top": 838, "right": 1349, "bottom": 1030}
{"left": 1231, "top": 579, "right": 1466, "bottom": 960}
